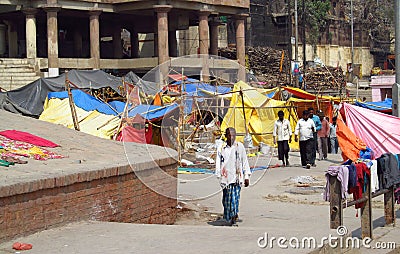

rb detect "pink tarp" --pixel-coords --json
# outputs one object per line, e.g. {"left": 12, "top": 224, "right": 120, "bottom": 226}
{"left": 342, "top": 103, "right": 400, "bottom": 158}
{"left": 116, "top": 125, "right": 146, "bottom": 144}
{"left": 0, "top": 130, "right": 59, "bottom": 147}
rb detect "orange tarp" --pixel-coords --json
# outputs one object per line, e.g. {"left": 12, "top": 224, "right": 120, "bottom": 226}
{"left": 336, "top": 114, "right": 366, "bottom": 161}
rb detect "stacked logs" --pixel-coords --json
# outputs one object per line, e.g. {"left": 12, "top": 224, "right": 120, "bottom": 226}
{"left": 219, "top": 46, "right": 290, "bottom": 86}
{"left": 304, "top": 66, "right": 346, "bottom": 91}
{"left": 218, "top": 46, "right": 346, "bottom": 90}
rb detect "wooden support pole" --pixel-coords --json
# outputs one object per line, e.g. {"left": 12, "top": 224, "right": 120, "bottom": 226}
{"left": 361, "top": 179, "right": 372, "bottom": 239}
{"left": 384, "top": 186, "right": 395, "bottom": 226}
{"left": 65, "top": 72, "right": 80, "bottom": 131}
{"left": 329, "top": 175, "right": 343, "bottom": 229}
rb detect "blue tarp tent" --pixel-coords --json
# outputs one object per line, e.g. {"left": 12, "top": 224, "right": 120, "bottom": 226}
{"left": 354, "top": 98, "right": 392, "bottom": 113}
{"left": 127, "top": 104, "right": 178, "bottom": 120}
{"left": 48, "top": 90, "right": 179, "bottom": 119}
{"left": 48, "top": 90, "right": 119, "bottom": 116}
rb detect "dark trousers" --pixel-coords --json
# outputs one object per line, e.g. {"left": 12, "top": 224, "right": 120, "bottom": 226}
{"left": 311, "top": 132, "right": 318, "bottom": 164}
{"left": 299, "top": 138, "right": 314, "bottom": 166}
{"left": 277, "top": 140, "right": 290, "bottom": 161}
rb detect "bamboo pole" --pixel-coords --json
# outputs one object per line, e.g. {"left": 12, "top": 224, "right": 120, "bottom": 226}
{"left": 65, "top": 72, "right": 80, "bottom": 131}
{"left": 113, "top": 77, "right": 128, "bottom": 140}
{"left": 239, "top": 88, "right": 248, "bottom": 135}
{"left": 177, "top": 68, "right": 184, "bottom": 165}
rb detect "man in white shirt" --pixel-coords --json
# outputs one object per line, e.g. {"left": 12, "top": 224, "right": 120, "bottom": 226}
{"left": 215, "top": 127, "right": 251, "bottom": 226}
{"left": 273, "top": 110, "right": 292, "bottom": 167}
{"left": 329, "top": 116, "right": 338, "bottom": 154}
{"left": 294, "top": 110, "right": 316, "bottom": 169}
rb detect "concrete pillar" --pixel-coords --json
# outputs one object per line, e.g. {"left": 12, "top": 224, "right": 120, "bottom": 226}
{"left": 23, "top": 8, "right": 38, "bottom": 59}
{"left": 130, "top": 29, "right": 139, "bottom": 58}
{"left": 73, "top": 29, "right": 83, "bottom": 57}
{"left": 154, "top": 5, "right": 172, "bottom": 64}
{"left": 235, "top": 14, "right": 247, "bottom": 82}
{"left": 89, "top": 9, "right": 102, "bottom": 69}
{"left": 199, "top": 10, "right": 210, "bottom": 82}
{"left": 113, "top": 24, "right": 123, "bottom": 59}
{"left": 198, "top": 10, "right": 210, "bottom": 55}
{"left": 44, "top": 5, "right": 60, "bottom": 77}
{"left": 169, "top": 31, "right": 177, "bottom": 57}
{"left": 210, "top": 19, "right": 220, "bottom": 56}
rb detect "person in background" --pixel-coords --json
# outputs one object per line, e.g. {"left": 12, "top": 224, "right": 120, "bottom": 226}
{"left": 215, "top": 127, "right": 251, "bottom": 226}
{"left": 317, "top": 111, "right": 330, "bottom": 160}
{"left": 329, "top": 116, "right": 339, "bottom": 154}
{"left": 308, "top": 107, "right": 321, "bottom": 166}
{"left": 294, "top": 110, "right": 316, "bottom": 169}
{"left": 273, "top": 110, "right": 292, "bottom": 167}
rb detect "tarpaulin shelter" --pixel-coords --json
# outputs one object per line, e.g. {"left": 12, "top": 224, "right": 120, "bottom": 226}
{"left": 287, "top": 97, "right": 334, "bottom": 123}
{"left": 0, "top": 70, "right": 123, "bottom": 117}
{"left": 124, "top": 71, "right": 159, "bottom": 96}
{"left": 283, "top": 86, "right": 342, "bottom": 102}
{"left": 354, "top": 98, "right": 392, "bottom": 113}
{"left": 116, "top": 114, "right": 150, "bottom": 144}
{"left": 221, "top": 81, "right": 299, "bottom": 149}
{"left": 341, "top": 103, "right": 400, "bottom": 158}
{"left": 39, "top": 89, "right": 178, "bottom": 142}
{"left": 39, "top": 90, "right": 121, "bottom": 139}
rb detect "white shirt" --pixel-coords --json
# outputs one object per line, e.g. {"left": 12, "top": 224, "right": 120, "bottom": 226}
{"left": 329, "top": 123, "right": 337, "bottom": 138}
{"left": 273, "top": 119, "right": 292, "bottom": 141}
{"left": 215, "top": 141, "right": 251, "bottom": 186}
{"left": 295, "top": 118, "right": 315, "bottom": 141}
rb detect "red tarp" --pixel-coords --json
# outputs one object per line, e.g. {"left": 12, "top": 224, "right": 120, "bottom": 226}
{"left": 342, "top": 103, "right": 400, "bottom": 158}
{"left": 0, "top": 130, "right": 59, "bottom": 147}
{"left": 117, "top": 125, "right": 147, "bottom": 144}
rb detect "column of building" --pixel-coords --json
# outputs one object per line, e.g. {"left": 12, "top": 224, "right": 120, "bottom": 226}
{"left": 199, "top": 10, "right": 210, "bottom": 82}
{"left": 209, "top": 18, "right": 220, "bottom": 56}
{"left": 154, "top": 5, "right": 172, "bottom": 84}
{"left": 89, "top": 9, "right": 102, "bottom": 70}
{"left": 44, "top": 4, "right": 60, "bottom": 77}
{"left": 23, "top": 8, "right": 37, "bottom": 60}
{"left": 235, "top": 14, "right": 247, "bottom": 82}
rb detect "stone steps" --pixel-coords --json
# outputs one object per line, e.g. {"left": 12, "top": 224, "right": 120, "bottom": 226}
{"left": 0, "top": 58, "right": 41, "bottom": 90}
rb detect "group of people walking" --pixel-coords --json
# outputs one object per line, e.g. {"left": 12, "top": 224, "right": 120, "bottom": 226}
{"left": 272, "top": 107, "right": 339, "bottom": 169}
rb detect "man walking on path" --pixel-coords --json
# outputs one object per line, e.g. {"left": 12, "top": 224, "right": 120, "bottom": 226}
{"left": 308, "top": 107, "right": 321, "bottom": 166}
{"left": 215, "top": 127, "right": 251, "bottom": 226}
{"left": 273, "top": 110, "right": 292, "bottom": 167}
{"left": 329, "top": 116, "right": 339, "bottom": 154}
{"left": 317, "top": 111, "right": 330, "bottom": 160}
{"left": 294, "top": 110, "right": 316, "bottom": 169}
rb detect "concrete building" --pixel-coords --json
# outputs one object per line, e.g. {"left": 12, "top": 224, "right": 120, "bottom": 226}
{"left": 0, "top": 0, "right": 249, "bottom": 88}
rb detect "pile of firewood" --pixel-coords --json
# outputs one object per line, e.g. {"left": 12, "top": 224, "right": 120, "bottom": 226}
{"left": 219, "top": 46, "right": 289, "bottom": 86}
{"left": 218, "top": 46, "right": 346, "bottom": 90}
{"left": 304, "top": 66, "right": 346, "bottom": 91}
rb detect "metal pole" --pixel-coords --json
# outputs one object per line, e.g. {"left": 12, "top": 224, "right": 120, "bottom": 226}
{"left": 295, "top": 0, "right": 299, "bottom": 87}
{"left": 351, "top": 0, "right": 354, "bottom": 83}
{"left": 393, "top": 0, "right": 400, "bottom": 116}
{"left": 302, "top": 0, "right": 306, "bottom": 69}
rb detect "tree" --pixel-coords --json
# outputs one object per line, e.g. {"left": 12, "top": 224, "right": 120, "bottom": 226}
{"left": 297, "top": 0, "right": 331, "bottom": 49}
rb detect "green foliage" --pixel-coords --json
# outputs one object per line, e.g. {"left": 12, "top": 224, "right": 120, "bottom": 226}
{"left": 297, "top": 0, "right": 331, "bottom": 47}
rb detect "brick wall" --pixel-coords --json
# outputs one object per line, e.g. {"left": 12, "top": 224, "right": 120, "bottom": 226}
{"left": 0, "top": 162, "right": 177, "bottom": 242}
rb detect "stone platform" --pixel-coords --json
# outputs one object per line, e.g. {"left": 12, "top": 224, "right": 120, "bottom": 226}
{"left": 0, "top": 110, "right": 178, "bottom": 242}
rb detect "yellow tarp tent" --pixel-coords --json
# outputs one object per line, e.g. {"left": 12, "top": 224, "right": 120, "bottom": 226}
{"left": 221, "top": 81, "right": 299, "bottom": 150}
{"left": 39, "top": 98, "right": 120, "bottom": 139}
